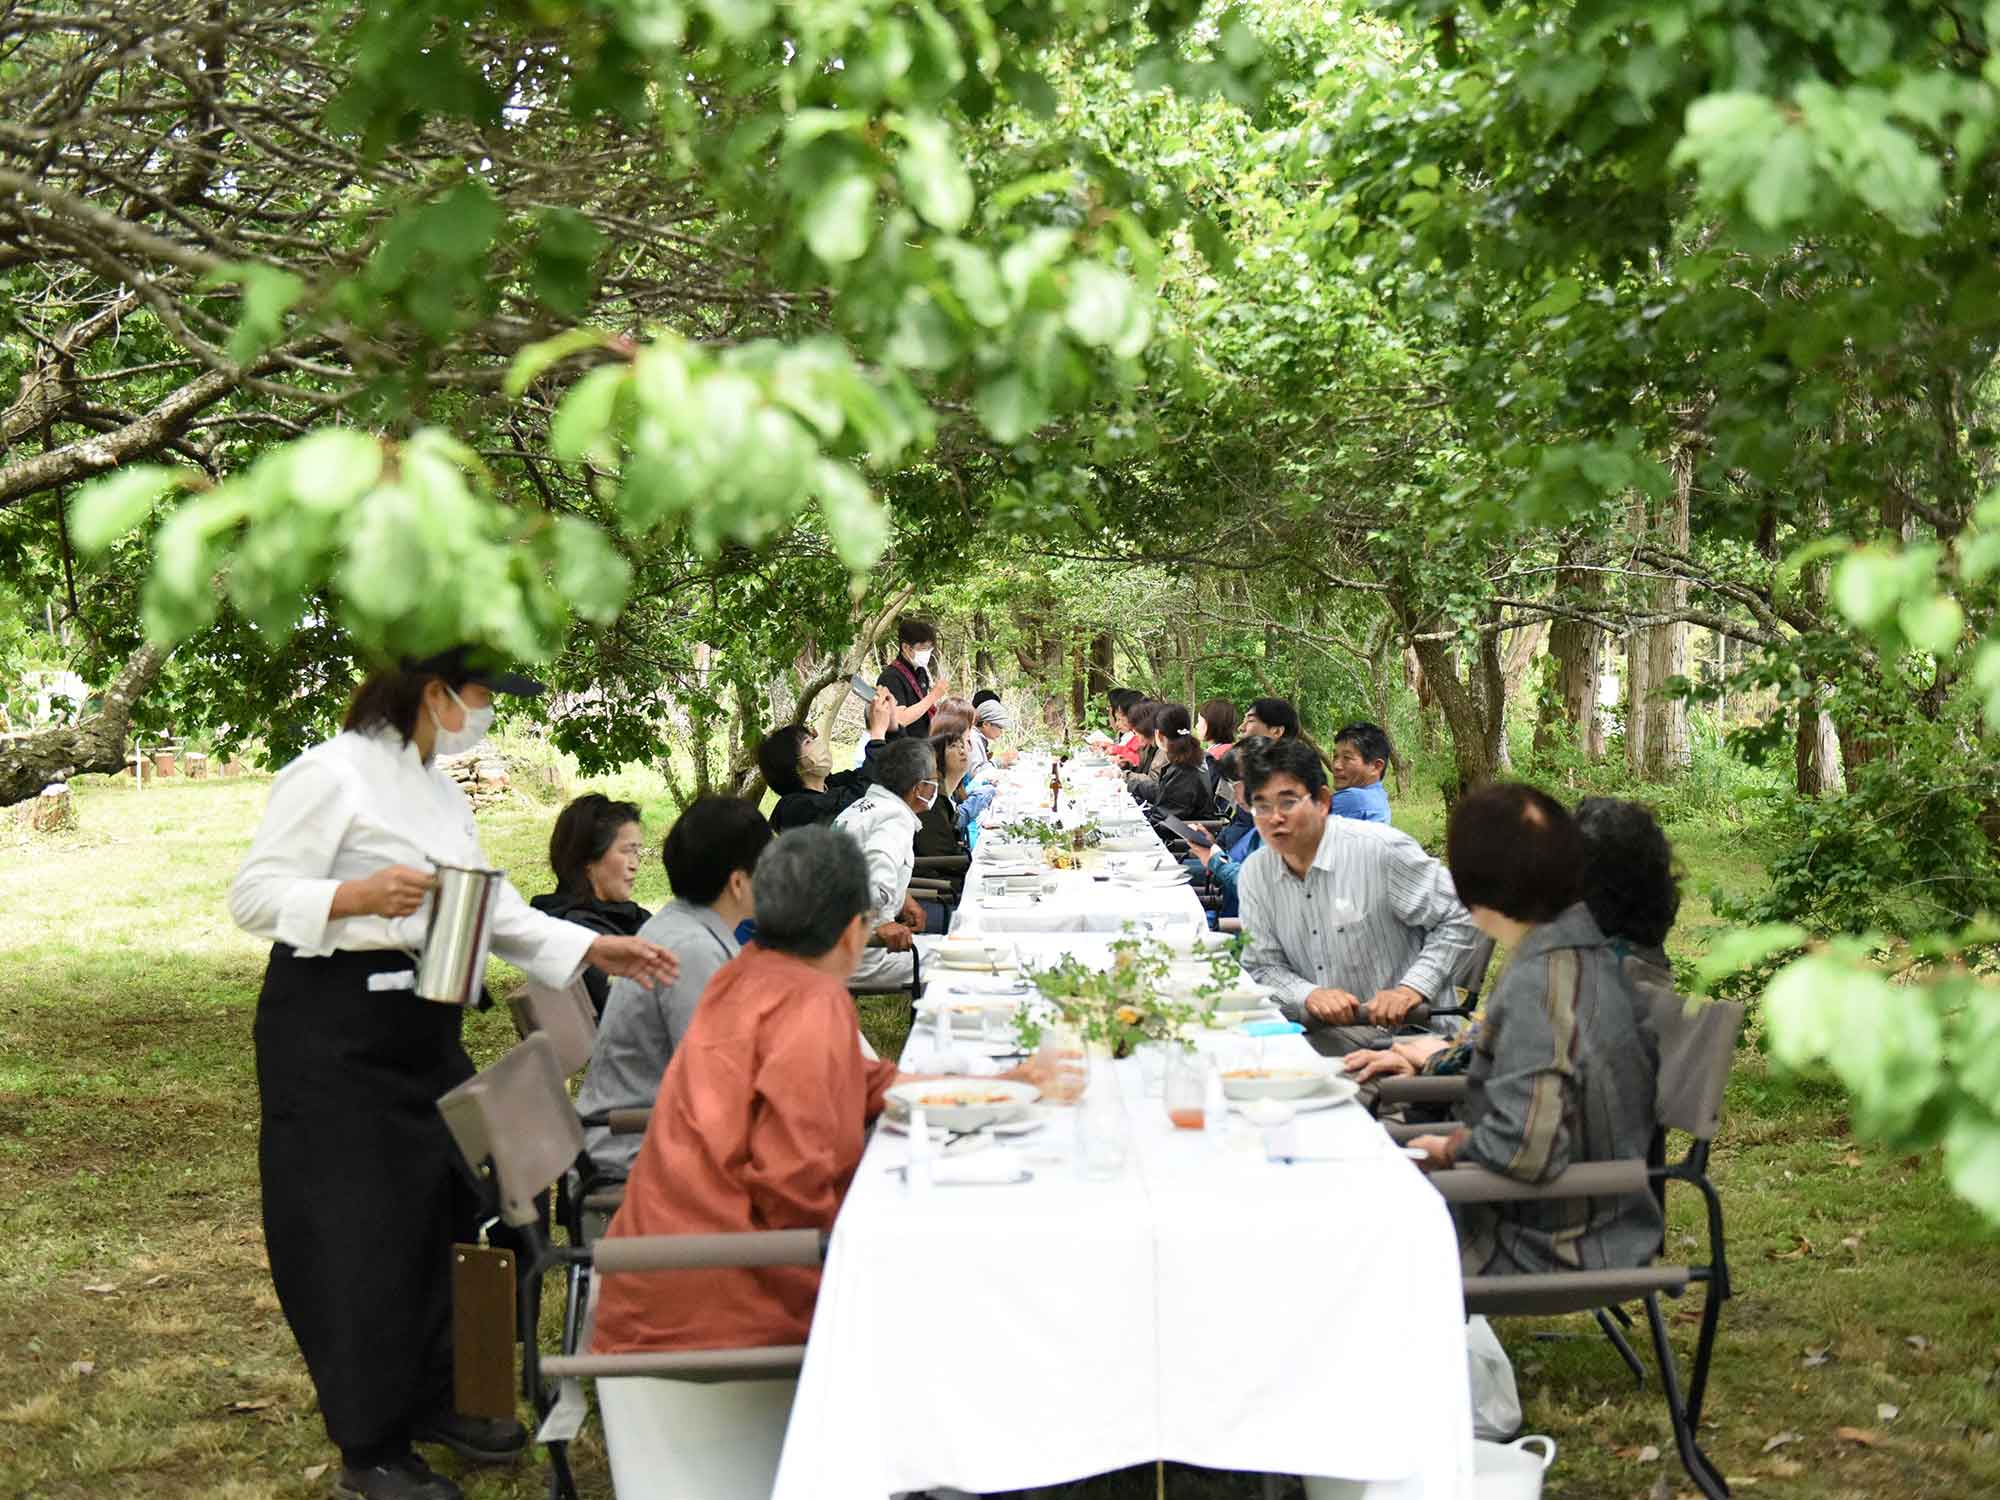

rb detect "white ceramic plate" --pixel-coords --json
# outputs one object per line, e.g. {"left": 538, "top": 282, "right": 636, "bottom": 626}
{"left": 884, "top": 1079, "right": 1040, "bottom": 1132}
{"left": 1227, "top": 1075, "right": 1360, "bottom": 1114}
{"left": 1220, "top": 1064, "right": 1340, "bottom": 1101}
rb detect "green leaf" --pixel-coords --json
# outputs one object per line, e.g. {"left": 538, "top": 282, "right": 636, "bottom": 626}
{"left": 1525, "top": 277, "right": 1582, "bottom": 319}
{"left": 1976, "top": 641, "right": 2000, "bottom": 734}
{"left": 699, "top": 0, "right": 773, "bottom": 43}
{"left": 1831, "top": 548, "right": 1906, "bottom": 628}
{"left": 284, "top": 430, "right": 384, "bottom": 512}
{"left": 550, "top": 365, "right": 629, "bottom": 466}
{"left": 1744, "top": 127, "right": 1816, "bottom": 230}
{"left": 783, "top": 108, "right": 862, "bottom": 147}
{"left": 68, "top": 466, "right": 198, "bottom": 553}
{"left": 549, "top": 516, "right": 632, "bottom": 624}
{"left": 1411, "top": 163, "right": 1441, "bottom": 188}
{"left": 339, "top": 482, "right": 430, "bottom": 621}
{"left": 1190, "top": 212, "right": 1236, "bottom": 273}
{"left": 802, "top": 172, "right": 877, "bottom": 265}
{"left": 1694, "top": 923, "right": 1806, "bottom": 992}
{"left": 998, "top": 62, "right": 1058, "bottom": 118}
{"left": 893, "top": 114, "right": 974, "bottom": 232}
{"left": 938, "top": 242, "right": 1009, "bottom": 325}
{"left": 815, "top": 460, "right": 888, "bottom": 571}
{"left": 886, "top": 291, "right": 959, "bottom": 370}
{"left": 1765, "top": 953, "right": 1944, "bottom": 1141}
{"left": 206, "top": 262, "right": 306, "bottom": 365}
{"left": 1943, "top": 1113, "right": 2000, "bottom": 1224}
{"left": 506, "top": 329, "right": 616, "bottom": 399}
{"left": 1063, "top": 262, "right": 1133, "bottom": 348}
{"left": 975, "top": 371, "right": 1044, "bottom": 442}
{"left": 1898, "top": 594, "right": 1964, "bottom": 654}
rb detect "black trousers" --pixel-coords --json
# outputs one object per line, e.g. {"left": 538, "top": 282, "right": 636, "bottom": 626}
{"left": 255, "top": 944, "right": 478, "bottom": 1464}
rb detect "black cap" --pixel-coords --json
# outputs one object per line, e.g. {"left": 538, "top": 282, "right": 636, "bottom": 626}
{"left": 402, "top": 646, "right": 547, "bottom": 697}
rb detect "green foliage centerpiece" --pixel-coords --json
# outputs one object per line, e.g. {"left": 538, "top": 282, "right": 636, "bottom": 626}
{"left": 1013, "top": 933, "right": 1213, "bottom": 1057}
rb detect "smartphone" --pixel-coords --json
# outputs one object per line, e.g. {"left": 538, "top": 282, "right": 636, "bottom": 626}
{"left": 848, "top": 672, "right": 875, "bottom": 701}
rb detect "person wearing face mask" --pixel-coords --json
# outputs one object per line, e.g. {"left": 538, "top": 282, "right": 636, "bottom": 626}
{"left": 757, "top": 686, "right": 897, "bottom": 834}
{"left": 530, "top": 794, "right": 651, "bottom": 1017}
{"left": 831, "top": 737, "right": 938, "bottom": 989}
{"left": 227, "top": 648, "right": 681, "bottom": 1500}
{"left": 875, "top": 616, "right": 951, "bottom": 739}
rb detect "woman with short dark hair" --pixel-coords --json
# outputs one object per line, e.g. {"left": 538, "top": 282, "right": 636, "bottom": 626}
{"left": 531, "top": 794, "right": 651, "bottom": 1017}
{"left": 1406, "top": 782, "right": 1664, "bottom": 1278}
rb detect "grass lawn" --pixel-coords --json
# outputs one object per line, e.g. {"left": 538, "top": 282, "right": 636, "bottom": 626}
{"left": 2, "top": 774, "right": 1997, "bottom": 1500}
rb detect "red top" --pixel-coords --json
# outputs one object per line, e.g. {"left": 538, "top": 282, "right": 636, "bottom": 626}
{"left": 1207, "top": 742, "right": 1231, "bottom": 760}
{"left": 1108, "top": 730, "right": 1147, "bottom": 767}
{"left": 590, "top": 943, "right": 900, "bottom": 1352}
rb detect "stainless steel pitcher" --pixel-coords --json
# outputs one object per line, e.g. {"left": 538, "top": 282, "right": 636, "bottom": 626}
{"left": 416, "top": 860, "right": 505, "bottom": 1005}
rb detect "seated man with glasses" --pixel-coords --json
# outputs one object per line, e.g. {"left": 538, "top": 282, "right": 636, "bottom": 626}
{"left": 1236, "top": 738, "right": 1478, "bottom": 1057}
{"left": 831, "top": 737, "right": 939, "bottom": 989}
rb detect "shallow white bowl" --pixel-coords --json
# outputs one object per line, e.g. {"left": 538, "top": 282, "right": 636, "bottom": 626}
{"left": 885, "top": 1078, "right": 1040, "bottom": 1133}
{"left": 1220, "top": 1065, "right": 1337, "bottom": 1102}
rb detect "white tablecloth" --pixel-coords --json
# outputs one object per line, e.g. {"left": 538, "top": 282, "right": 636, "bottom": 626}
{"left": 769, "top": 763, "right": 1475, "bottom": 1499}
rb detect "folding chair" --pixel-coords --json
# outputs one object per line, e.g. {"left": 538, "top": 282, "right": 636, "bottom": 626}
{"left": 1385, "top": 989, "right": 1743, "bottom": 1500}
{"left": 437, "top": 1034, "right": 828, "bottom": 1500}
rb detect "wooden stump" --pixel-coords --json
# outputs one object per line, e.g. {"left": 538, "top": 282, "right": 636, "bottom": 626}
{"left": 224, "top": 758, "right": 245, "bottom": 777}
{"left": 185, "top": 752, "right": 208, "bottom": 780}
{"left": 152, "top": 751, "right": 177, "bottom": 777}
{"left": 15, "top": 782, "right": 76, "bottom": 834}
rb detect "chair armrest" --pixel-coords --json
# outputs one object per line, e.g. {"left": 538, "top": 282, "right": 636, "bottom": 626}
{"left": 912, "top": 855, "right": 970, "bottom": 874}
{"left": 1384, "top": 1120, "right": 1436, "bottom": 1144}
{"left": 1373, "top": 1075, "right": 1469, "bottom": 1107}
{"left": 606, "top": 1107, "right": 650, "bottom": 1136}
{"left": 593, "top": 1228, "right": 827, "bottom": 1275}
{"left": 1427, "top": 1159, "right": 1651, "bottom": 1205}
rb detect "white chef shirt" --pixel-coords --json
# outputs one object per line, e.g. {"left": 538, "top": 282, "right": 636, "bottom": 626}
{"left": 227, "top": 727, "right": 594, "bottom": 990}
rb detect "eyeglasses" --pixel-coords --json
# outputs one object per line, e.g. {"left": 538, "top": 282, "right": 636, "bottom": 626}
{"left": 1249, "top": 793, "right": 1312, "bottom": 819}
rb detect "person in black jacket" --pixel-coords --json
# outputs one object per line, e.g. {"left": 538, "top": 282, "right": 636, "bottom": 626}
{"left": 1142, "top": 703, "right": 1219, "bottom": 820}
{"left": 758, "top": 685, "right": 897, "bottom": 833}
{"left": 530, "top": 794, "right": 651, "bottom": 1017}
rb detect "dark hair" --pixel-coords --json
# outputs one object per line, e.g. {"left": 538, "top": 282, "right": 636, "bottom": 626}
{"left": 1107, "top": 686, "right": 1142, "bottom": 714}
{"left": 344, "top": 662, "right": 477, "bottom": 744}
{"left": 1155, "top": 703, "right": 1203, "bottom": 769}
{"left": 1125, "top": 699, "right": 1162, "bottom": 737}
{"left": 1446, "top": 783, "right": 1582, "bottom": 924}
{"left": 753, "top": 826, "right": 872, "bottom": 958}
{"left": 875, "top": 736, "right": 937, "bottom": 795}
{"left": 755, "top": 724, "right": 811, "bottom": 797}
{"left": 548, "top": 794, "right": 643, "bottom": 897}
{"left": 1245, "top": 697, "right": 1302, "bottom": 739}
{"left": 1576, "top": 798, "right": 1682, "bottom": 948}
{"left": 972, "top": 688, "right": 1001, "bottom": 708}
{"left": 1334, "top": 721, "right": 1393, "bottom": 770}
{"left": 1239, "top": 736, "right": 1326, "bottom": 800}
{"left": 1197, "top": 698, "right": 1238, "bottom": 746}
{"left": 897, "top": 617, "right": 938, "bottom": 649}
{"left": 928, "top": 723, "right": 969, "bottom": 781}
{"left": 1216, "top": 734, "right": 1274, "bottom": 786}
{"left": 662, "top": 795, "right": 773, "bottom": 905}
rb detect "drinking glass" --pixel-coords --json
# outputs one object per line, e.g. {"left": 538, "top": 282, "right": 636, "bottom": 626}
{"left": 1135, "top": 1041, "right": 1169, "bottom": 1097}
{"left": 1035, "top": 1025, "right": 1088, "bottom": 1105}
{"left": 1164, "top": 1048, "right": 1207, "bottom": 1130}
{"left": 1074, "top": 1055, "right": 1129, "bottom": 1180}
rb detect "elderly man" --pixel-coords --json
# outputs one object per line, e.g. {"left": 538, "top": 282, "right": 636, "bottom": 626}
{"left": 832, "top": 736, "right": 938, "bottom": 989}
{"left": 1237, "top": 738, "right": 1478, "bottom": 1057}
{"left": 966, "top": 692, "right": 1016, "bottom": 777}
{"left": 591, "top": 826, "right": 1044, "bottom": 1352}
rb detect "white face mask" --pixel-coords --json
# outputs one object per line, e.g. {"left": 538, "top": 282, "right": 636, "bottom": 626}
{"left": 431, "top": 684, "right": 494, "bottom": 756}
{"left": 909, "top": 647, "right": 933, "bottom": 670}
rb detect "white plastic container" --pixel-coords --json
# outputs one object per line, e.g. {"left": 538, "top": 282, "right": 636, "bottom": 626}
{"left": 1302, "top": 1436, "right": 1555, "bottom": 1500}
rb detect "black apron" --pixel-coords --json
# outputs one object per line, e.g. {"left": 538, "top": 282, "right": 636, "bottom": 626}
{"left": 254, "top": 943, "right": 478, "bottom": 1462}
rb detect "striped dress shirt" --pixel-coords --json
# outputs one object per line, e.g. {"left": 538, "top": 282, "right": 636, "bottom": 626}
{"left": 1237, "top": 816, "right": 1478, "bottom": 1023}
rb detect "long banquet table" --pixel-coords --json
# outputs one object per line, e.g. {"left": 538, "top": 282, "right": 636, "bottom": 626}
{"left": 770, "top": 757, "right": 1475, "bottom": 1500}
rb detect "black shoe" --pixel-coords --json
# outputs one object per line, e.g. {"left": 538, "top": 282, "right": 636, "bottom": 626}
{"left": 333, "top": 1455, "right": 463, "bottom": 1500}
{"left": 412, "top": 1411, "right": 529, "bottom": 1464}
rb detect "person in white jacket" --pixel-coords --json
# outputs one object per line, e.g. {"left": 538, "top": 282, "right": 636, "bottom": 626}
{"left": 832, "top": 737, "right": 939, "bottom": 989}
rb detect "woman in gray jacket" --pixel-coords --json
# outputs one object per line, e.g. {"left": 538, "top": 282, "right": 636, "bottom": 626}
{"left": 1408, "top": 783, "right": 1665, "bottom": 1277}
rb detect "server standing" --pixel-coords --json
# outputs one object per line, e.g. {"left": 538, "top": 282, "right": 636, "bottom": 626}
{"left": 228, "top": 649, "right": 677, "bottom": 1500}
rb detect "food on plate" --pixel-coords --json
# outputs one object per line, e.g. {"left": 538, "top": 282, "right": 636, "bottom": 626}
{"left": 1222, "top": 1068, "right": 1319, "bottom": 1081}
{"left": 916, "top": 1090, "right": 1018, "bottom": 1109}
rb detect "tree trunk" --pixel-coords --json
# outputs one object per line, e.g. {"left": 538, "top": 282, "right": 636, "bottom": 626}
{"left": 1541, "top": 550, "right": 1604, "bottom": 759}
{"left": 973, "top": 609, "right": 995, "bottom": 685}
{"left": 1409, "top": 637, "right": 1502, "bottom": 800}
{"left": 1070, "top": 640, "right": 1087, "bottom": 725}
{"left": 1087, "top": 631, "right": 1115, "bottom": 702}
{"left": 1639, "top": 451, "right": 1694, "bottom": 778}
{"left": 0, "top": 643, "right": 169, "bottom": 806}
{"left": 1794, "top": 692, "right": 1844, "bottom": 797}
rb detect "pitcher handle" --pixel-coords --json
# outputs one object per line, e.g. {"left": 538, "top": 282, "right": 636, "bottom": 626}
{"left": 1510, "top": 1435, "right": 1556, "bottom": 1470}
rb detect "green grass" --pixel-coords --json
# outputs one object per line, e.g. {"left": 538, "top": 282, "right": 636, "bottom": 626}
{"left": 2, "top": 776, "right": 1997, "bottom": 1499}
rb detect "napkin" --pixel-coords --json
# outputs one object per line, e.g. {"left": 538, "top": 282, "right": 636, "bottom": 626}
{"left": 1242, "top": 1020, "right": 1305, "bottom": 1037}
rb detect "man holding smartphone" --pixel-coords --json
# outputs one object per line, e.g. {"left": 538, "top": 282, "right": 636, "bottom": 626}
{"left": 877, "top": 617, "right": 950, "bottom": 738}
